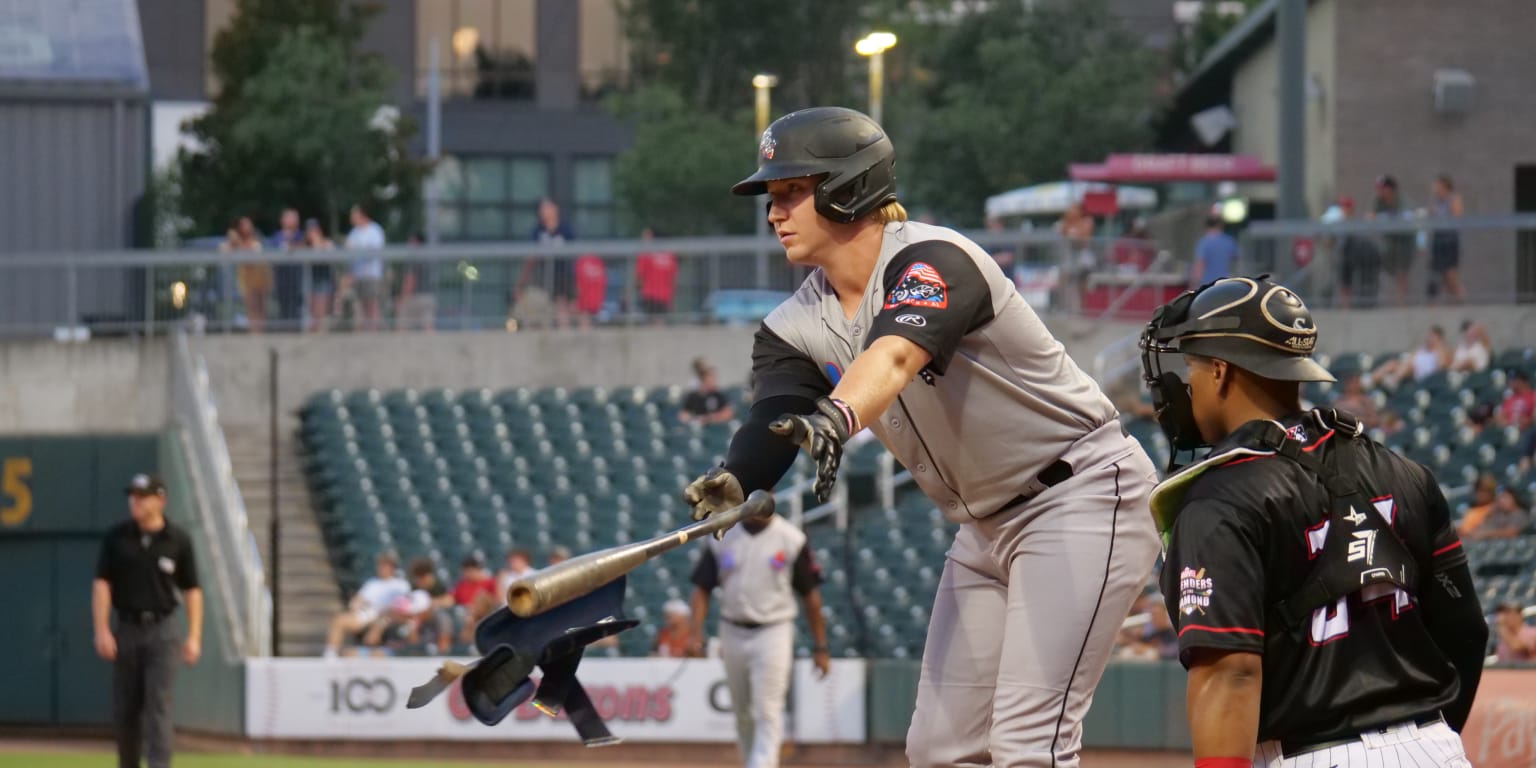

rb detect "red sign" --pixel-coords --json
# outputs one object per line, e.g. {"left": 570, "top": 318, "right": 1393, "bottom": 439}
{"left": 1070, "top": 154, "right": 1277, "bottom": 183}
{"left": 1459, "top": 669, "right": 1536, "bottom": 767}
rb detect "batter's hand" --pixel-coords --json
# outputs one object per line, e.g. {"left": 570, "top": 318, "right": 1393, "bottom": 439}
{"left": 770, "top": 397, "right": 856, "bottom": 503}
{"left": 683, "top": 467, "right": 745, "bottom": 531}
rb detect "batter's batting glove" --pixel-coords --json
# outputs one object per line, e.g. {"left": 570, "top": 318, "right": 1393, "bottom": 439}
{"left": 769, "top": 397, "right": 858, "bottom": 503}
{"left": 683, "top": 466, "right": 745, "bottom": 531}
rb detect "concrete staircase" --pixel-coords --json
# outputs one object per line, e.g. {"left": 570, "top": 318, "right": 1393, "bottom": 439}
{"left": 224, "top": 422, "right": 340, "bottom": 657}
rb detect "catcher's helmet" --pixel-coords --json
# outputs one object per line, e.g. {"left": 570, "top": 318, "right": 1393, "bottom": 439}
{"left": 731, "top": 106, "right": 897, "bottom": 223}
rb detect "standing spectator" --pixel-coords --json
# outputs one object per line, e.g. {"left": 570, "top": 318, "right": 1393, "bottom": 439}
{"left": 452, "top": 555, "right": 498, "bottom": 646}
{"left": 268, "top": 208, "right": 306, "bottom": 329}
{"left": 93, "top": 474, "right": 202, "bottom": 768}
{"left": 323, "top": 552, "right": 408, "bottom": 658}
{"left": 1370, "top": 326, "right": 1451, "bottom": 389}
{"left": 303, "top": 219, "right": 337, "bottom": 332}
{"left": 495, "top": 548, "right": 535, "bottom": 596}
{"left": 396, "top": 233, "right": 437, "bottom": 332}
{"left": 1451, "top": 320, "right": 1491, "bottom": 373}
{"left": 1371, "top": 175, "right": 1415, "bottom": 305}
{"left": 634, "top": 227, "right": 678, "bottom": 323}
{"left": 652, "top": 599, "right": 700, "bottom": 657}
{"left": 1190, "top": 215, "right": 1237, "bottom": 287}
{"left": 343, "top": 204, "right": 386, "bottom": 331}
{"left": 679, "top": 358, "right": 734, "bottom": 425}
{"left": 517, "top": 198, "right": 577, "bottom": 329}
{"left": 1429, "top": 174, "right": 1466, "bottom": 302}
{"left": 1055, "top": 202, "right": 1096, "bottom": 310}
{"left": 1494, "top": 603, "right": 1536, "bottom": 663}
{"left": 1330, "top": 373, "right": 1379, "bottom": 429}
{"left": 224, "top": 216, "right": 270, "bottom": 333}
{"left": 1499, "top": 370, "right": 1536, "bottom": 430}
{"left": 1110, "top": 217, "right": 1156, "bottom": 273}
{"left": 1333, "top": 196, "right": 1381, "bottom": 308}
{"left": 573, "top": 253, "right": 606, "bottom": 330}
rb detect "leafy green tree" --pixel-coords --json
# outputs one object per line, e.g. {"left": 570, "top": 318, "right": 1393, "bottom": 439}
{"left": 1169, "top": 0, "right": 1263, "bottom": 81}
{"left": 177, "top": 0, "right": 424, "bottom": 239}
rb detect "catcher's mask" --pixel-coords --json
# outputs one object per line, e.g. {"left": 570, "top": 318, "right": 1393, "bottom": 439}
{"left": 1140, "top": 275, "right": 1334, "bottom": 471}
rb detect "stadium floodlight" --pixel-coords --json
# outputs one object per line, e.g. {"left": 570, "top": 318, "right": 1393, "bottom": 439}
{"left": 854, "top": 33, "right": 897, "bottom": 124}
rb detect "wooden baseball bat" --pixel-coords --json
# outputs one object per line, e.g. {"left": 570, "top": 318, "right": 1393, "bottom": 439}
{"left": 505, "top": 490, "right": 775, "bottom": 617}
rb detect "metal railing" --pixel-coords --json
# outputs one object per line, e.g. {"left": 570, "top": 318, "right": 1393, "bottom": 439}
{"left": 169, "top": 330, "right": 273, "bottom": 657}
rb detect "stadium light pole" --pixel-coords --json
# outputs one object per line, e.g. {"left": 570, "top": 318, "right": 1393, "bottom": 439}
{"left": 855, "top": 32, "right": 897, "bottom": 124}
{"left": 752, "top": 74, "right": 779, "bottom": 289}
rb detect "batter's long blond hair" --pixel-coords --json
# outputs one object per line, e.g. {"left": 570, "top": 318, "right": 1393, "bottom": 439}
{"left": 872, "top": 201, "right": 908, "bottom": 225}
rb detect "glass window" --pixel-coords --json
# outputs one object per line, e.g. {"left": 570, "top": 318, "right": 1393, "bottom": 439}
{"left": 573, "top": 157, "right": 613, "bottom": 205}
{"left": 465, "top": 158, "right": 509, "bottom": 203}
{"left": 510, "top": 158, "right": 550, "bottom": 204}
{"left": 466, "top": 207, "right": 509, "bottom": 240}
{"left": 573, "top": 209, "right": 613, "bottom": 239}
{"left": 415, "top": 0, "right": 538, "bottom": 100}
{"left": 436, "top": 154, "right": 549, "bottom": 242}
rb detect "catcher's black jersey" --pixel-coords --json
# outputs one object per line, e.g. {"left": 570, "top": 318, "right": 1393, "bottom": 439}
{"left": 1160, "top": 412, "right": 1471, "bottom": 744}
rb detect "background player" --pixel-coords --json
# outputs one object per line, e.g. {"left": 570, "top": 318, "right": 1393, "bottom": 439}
{"left": 1140, "top": 276, "right": 1486, "bottom": 768}
{"left": 688, "top": 510, "right": 828, "bottom": 768}
{"left": 683, "top": 106, "right": 1161, "bottom": 767}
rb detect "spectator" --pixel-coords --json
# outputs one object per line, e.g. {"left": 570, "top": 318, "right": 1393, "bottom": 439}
{"left": 303, "top": 219, "right": 337, "bottom": 332}
{"left": 1333, "top": 197, "right": 1381, "bottom": 309}
{"left": 1330, "top": 373, "right": 1379, "bottom": 429}
{"left": 362, "top": 557, "right": 451, "bottom": 655}
{"left": 1111, "top": 217, "right": 1156, "bottom": 273}
{"left": 1370, "top": 326, "right": 1451, "bottom": 389}
{"left": 573, "top": 253, "right": 606, "bottom": 330}
{"left": 1377, "top": 408, "right": 1405, "bottom": 439}
{"left": 342, "top": 204, "right": 386, "bottom": 331}
{"left": 451, "top": 555, "right": 498, "bottom": 645}
{"left": 1465, "top": 487, "right": 1532, "bottom": 541}
{"left": 1191, "top": 215, "right": 1237, "bottom": 287}
{"left": 1113, "top": 591, "right": 1177, "bottom": 661}
{"left": 223, "top": 216, "right": 270, "bottom": 333}
{"left": 634, "top": 227, "right": 678, "bottom": 324}
{"left": 1429, "top": 174, "right": 1466, "bottom": 303}
{"left": 1371, "top": 175, "right": 1414, "bottom": 305}
{"left": 396, "top": 233, "right": 437, "bottom": 332}
{"left": 679, "top": 358, "right": 734, "bottom": 425}
{"left": 1498, "top": 370, "right": 1536, "bottom": 431}
{"left": 516, "top": 198, "right": 577, "bottom": 329}
{"left": 324, "top": 552, "right": 408, "bottom": 658}
{"left": 546, "top": 545, "right": 571, "bottom": 568}
{"left": 1055, "top": 203, "right": 1096, "bottom": 310}
{"left": 1450, "top": 320, "right": 1491, "bottom": 373}
{"left": 495, "top": 548, "right": 535, "bottom": 596}
{"left": 1494, "top": 603, "right": 1536, "bottom": 663}
{"left": 652, "top": 599, "right": 700, "bottom": 658}
{"left": 1456, "top": 473, "right": 1500, "bottom": 539}
{"left": 268, "top": 208, "right": 306, "bottom": 328}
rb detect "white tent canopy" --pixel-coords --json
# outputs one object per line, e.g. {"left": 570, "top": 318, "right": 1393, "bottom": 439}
{"left": 984, "top": 181, "right": 1158, "bottom": 219}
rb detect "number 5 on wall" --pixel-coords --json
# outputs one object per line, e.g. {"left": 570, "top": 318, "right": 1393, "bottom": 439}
{"left": 1, "top": 457, "right": 32, "bottom": 526}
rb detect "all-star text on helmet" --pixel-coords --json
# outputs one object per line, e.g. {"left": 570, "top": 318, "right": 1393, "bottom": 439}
{"left": 731, "top": 106, "right": 897, "bottom": 224}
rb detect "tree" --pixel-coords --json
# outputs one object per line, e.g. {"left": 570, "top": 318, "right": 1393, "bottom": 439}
{"left": 177, "top": 0, "right": 424, "bottom": 239}
{"left": 897, "top": 0, "right": 1162, "bottom": 226}
{"left": 1169, "top": 0, "right": 1264, "bottom": 81}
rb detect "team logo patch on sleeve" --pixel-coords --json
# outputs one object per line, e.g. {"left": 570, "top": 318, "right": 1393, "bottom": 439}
{"left": 1178, "top": 567, "right": 1213, "bottom": 615}
{"left": 883, "top": 261, "right": 948, "bottom": 310}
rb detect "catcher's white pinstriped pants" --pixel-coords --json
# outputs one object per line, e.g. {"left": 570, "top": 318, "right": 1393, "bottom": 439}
{"left": 1254, "top": 719, "right": 1472, "bottom": 768}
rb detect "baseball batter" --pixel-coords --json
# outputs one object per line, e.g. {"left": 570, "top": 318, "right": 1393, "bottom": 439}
{"left": 682, "top": 106, "right": 1161, "bottom": 767}
{"left": 1140, "top": 277, "right": 1486, "bottom": 768}
{"left": 689, "top": 512, "right": 828, "bottom": 768}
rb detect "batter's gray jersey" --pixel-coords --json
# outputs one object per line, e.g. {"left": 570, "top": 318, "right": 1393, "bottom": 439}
{"left": 759, "top": 221, "right": 1117, "bottom": 523}
{"left": 691, "top": 516, "right": 819, "bottom": 625}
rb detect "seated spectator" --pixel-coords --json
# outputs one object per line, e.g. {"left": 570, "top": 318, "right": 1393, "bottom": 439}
{"left": 1370, "top": 326, "right": 1451, "bottom": 389}
{"left": 679, "top": 358, "right": 734, "bottom": 425}
{"left": 452, "top": 555, "right": 498, "bottom": 645}
{"left": 546, "top": 545, "right": 571, "bottom": 568}
{"left": 1330, "top": 374, "right": 1379, "bottom": 429}
{"left": 361, "top": 557, "right": 452, "bottom": 655}
{"left": 1465, "top": 487, "right": 1532, "bottom": 541}
{"left": 1450, "top": 320, "right": 1491, "bottom": 373}
{"left": 495, "top": 548, "right": 535, "bottom": 596}
{"left": 1498, "top": 370, "right": 1536, "bottom": 431}
{"left": 1456, "top": 473, "right": 1499, "bottom": 539}
{"left": 324, "top": 552, "right": 408, "bottom": 658}
{"left": 1377, "top": 408, "right": 1405, "bottom": 439}
{"left": 1113, "top": 591, "right": 1177, "bottom": 661}
{"left": 1495, "top": 603, "right": 1536, "bottom": 663}
{"left": 652, "top": 599, "right": 700, "bottom": 658}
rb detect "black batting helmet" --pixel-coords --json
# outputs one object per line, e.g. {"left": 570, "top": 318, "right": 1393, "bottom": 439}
{"left": 731, "top": 106, "right": 897, "bottom": 223}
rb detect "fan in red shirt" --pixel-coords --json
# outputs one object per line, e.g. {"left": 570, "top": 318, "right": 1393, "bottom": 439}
{"left": 573, "top": 253, "right": 607, "bottom": 328}
{"left": 451, "top": 555, "right": 498, "bottom": 645}
{"left": 634, "top": 227, "right": 678, "bottom": 322}
{"left": 1499, "top": 370, "right": 1536, "bottom": 430}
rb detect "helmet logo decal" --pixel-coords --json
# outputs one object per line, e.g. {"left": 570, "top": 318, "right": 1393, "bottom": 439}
{"left": 760, "top": 130, "right": 775, "bottom": 160}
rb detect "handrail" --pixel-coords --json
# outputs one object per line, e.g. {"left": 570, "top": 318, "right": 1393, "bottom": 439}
{"left": 169, "top": 329, "right": 272, "bottom": 657}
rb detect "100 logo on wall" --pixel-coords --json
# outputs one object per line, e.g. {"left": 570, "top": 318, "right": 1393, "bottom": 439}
{"left": 331, "top": 677, "right": 396, "bottom": 713}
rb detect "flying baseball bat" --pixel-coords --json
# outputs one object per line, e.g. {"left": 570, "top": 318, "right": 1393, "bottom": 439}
{"left": 505, "top": 490, "right": 775, "bottom": 618}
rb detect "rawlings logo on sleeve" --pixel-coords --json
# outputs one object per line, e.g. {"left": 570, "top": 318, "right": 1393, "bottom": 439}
{"left": 883, "top": 262, "right": 948, "bottom": 310}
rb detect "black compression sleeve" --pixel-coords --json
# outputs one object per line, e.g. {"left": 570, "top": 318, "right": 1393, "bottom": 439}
{"left": 723, "top": 395, "right": 816, "bottom": 493}
{"left": 1419, "top": 559, "right": 1487, "bottom": 731}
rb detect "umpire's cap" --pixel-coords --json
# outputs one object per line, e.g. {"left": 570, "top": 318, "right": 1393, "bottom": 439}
{"left": 1161, "top": 276, "right": 1334, "bottom": 382}
{"left": 731, "top": 107, "right": 897, "bottom": 223}
{"left": 124, "top": 473, "right": 166, "bottom": 496}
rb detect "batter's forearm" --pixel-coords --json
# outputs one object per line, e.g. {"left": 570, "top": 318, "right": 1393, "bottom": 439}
{"left": 724, "top": 396, "right": 813, "bottom": 492}
{"left": 830, "top": 336, "right": 931, "bottom": 432}
{"left": 1186, "top": 650, "right": 1262, "bottom": 759}
{"left": 92, "top": 579, "right": 112, "bottom": 634}
{"left": 185, "top": 588, "right": 203, "bottom": 643}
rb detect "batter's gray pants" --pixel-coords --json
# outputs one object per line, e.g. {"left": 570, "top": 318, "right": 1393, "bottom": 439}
{"left": 114, "top": 617, "right": 179, "bottom": 768}
{"left": 721, "top": 620, "right": 795, "bottom": 768}
{"left": 906, "top": 424, "right": 1161, "bottom": 768}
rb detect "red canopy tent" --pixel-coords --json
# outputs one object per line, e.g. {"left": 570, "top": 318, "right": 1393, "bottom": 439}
{"left": 1069, "top": 153, "right": 1276, "bottom": 183}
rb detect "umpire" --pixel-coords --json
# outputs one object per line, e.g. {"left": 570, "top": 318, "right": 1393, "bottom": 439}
{"left": 92, "top": 474, "right": 202, "bottom": 768}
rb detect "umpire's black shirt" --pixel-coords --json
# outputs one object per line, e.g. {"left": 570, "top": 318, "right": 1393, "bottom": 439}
{"left": 97, "top": 520, "right": 200, "bottom": 617}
